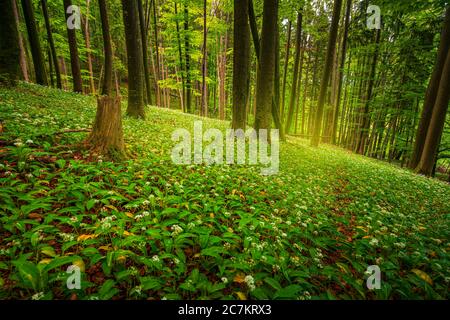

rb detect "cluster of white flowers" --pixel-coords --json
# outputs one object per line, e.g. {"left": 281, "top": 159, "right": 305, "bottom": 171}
{"left": 221, "top": 277, "right": 228, "bottom": 284}
{"left": 171, "top": 225, "right": 183, "bottom": 236}
{"left": 142, "top": 200, "right": 150, "bottom": 207}
{"left": 244, "top": 275, "right": 255, "bottom": 291}
{"left": 369, "top": 238, "right": 379, "bottom": 246}
{"left": 394, "top": 242, "right": 406, "bottom": 249}
{"left": 31, "top": 292, "right": 45, "bottom": 300}
{"left": 135, "top": 211, "right": 150, "bottom": 221}
{"left": 58, "top": 233, "right": 75, "bottom": 242}
{"left": 299, "top": 291, "right": 311, "bottom": 300}
{"left": 152, "top": 255, "right": 160, "bottom": 263}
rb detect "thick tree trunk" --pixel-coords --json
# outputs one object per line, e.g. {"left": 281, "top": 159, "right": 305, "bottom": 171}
{"left": 410, "top": 6, "right": 450, "bottom": 168}
{"left": 232, "top": 0, "right": 250, "bottom": 130}
{"left": 0, "top": 0, "right": 21, "bottom": 86}
{"left": 138, "top": 0, "right": 152, "bottom": 105}
{"left": 285, "top": 12, "right": 303, "bottom": 134}
{"left": 21, "top": 0, "right": 48, "bottom": 86}
{"left": 41, "top": 0, "right": 61, "bottom": 89}
{"left": 63, "top": 0, "right": 83, "bottom": 92}
{"left": 311, "top": 0, "right": 342, "bottom": 147}
{"left": 88, "top": 96, "right": 126, "bottom": 160}
{"left": 99, "top": 0, "right": 113, "bottom": 96}
{"left": 122, "top": 0, "right": 145, "bottom": 119}
{"left": 416, "top": 49, "right": 450, "bottom": 176}
{"left": 254, "top": 0, "right": 278, "bottom": 131}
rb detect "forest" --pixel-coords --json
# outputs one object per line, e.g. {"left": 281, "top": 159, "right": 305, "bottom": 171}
{"left": 0, "top": 0, "right": 449, "bottom": 301}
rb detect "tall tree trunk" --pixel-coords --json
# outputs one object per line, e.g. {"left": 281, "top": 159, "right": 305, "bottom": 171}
{"left": 357, "top": 28, "right": 381, "bottom": 154}
{"left": 254, "top": 0, "right": 277, "bottom": 131}
{"left": 285, "top": 11, "right": 303, "bottom": 134}
{"left": 0, "top": 0, "right": 21, "bottom": 86}
{"left": 41, "top": 0, "right": 61, "bottom": 89}
{"left": 184, "top": 6, "right": 192, "bottom": 113}
{"left": 416, "top": 49, "right": 450, "bottom": 175}
{"left": 232, "top": 0, "right": 250, "bottom": 130}
{"left": 218, "top": 26, "right": 228, "bottom": 120}
{"left": 281, "top": 20, "right": 292, "bottom": 123}
{"left": 410, "top": 6, "right": 450, "bottom": 168}
{"left": 151, "top": 0, "right": 161, "bottom": 106}
{"left": 122, "top": 0, "right": 145, "bottom": 119}
{"left": 331, "top": 0, "right": 351, "bottom": 144}
{"left": 21, "top": 0, "right": 48, "bottom": 86}
{"left": 83, "top": 0, "right": 95, "bottom": 94}
{"left": 12, "top": 0, "right": 29, "bottom": 82}
{"left": 98, "top": 0, "right": 113, "bottom": 96}
{"left": 311, "top": 0, "right": 342, "bottom": 147}
{"left": 138, "top": 0, "right": 152, "bottom": 105}
{"left": 175, "top": 2, "right": 185, "bottom": 111}
{"left": 63, "top": 0, "right": 83, "bottom": 92}
{"left": 201, "top": 0, "right": 208, "bottom": 117}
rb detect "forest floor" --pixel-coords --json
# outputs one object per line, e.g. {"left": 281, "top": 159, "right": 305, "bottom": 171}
{"left": 0, "top": 83, "right": 449, "bottom": 300}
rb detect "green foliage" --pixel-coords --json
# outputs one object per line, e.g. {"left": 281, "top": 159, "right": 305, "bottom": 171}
{"left": 0, "top": 83, "right": 449, "bottom": 300}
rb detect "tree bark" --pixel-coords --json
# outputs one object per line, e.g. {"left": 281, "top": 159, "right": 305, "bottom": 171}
{"left": 138, "top": 0, "right": 152, "bottom": 105}
{"left": 410, "top": 6, "right": 450, "bottom": 168}
{"left": 98, "top": 0, "right": 113, "bottom": 96}
{"left": 122, "top": 0, "right": 145, "bottom": 119}
{"left": 281, "top": 20, "right": 292, "bottom": 123}
{"left": 41, "top": 0, "right": 61, "bottom": 89}
{"left": 285, "top": 12, "right": 303, "bottom": 134}
{"left": 63, "top": 0, "right": 83, "bottom": 92}
{"left": 21, "top": 0, "right": 48, "bottom": 86}
{"left": 232, "top": 0, "right": 250, "bottom": 130}
{"left": 83, "top": 0, "right": 95, "bottom": 94}
{"left": 184, "top": 6, "right": 192, "bottom": 113}
{"left": 201, "top": 0, "right": 208, "bottom": 117}
{"left": 311, "top": 0, "right": 342, "bottom": 147}
{"left": 416, "top": 49, "right": 450, "bottom": 176}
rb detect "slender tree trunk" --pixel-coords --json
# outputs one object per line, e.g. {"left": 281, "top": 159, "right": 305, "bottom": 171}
{"left": 285, "top": 11, "right": 303, "bottom": 134}
{"left": 122, "top": 0, "right": 145, "bottom": 119}
{"left": 254, "top": 0, "right": 278, "bottom": 131}
{"left": 151, "top": 0, "right": 161, "bottom": 106}
{"left": 410, "top": 6, "right": 450, "bottom": 168}
{"left": 63, "top": 0, "right": 83, "bottom": 92}
{"left": 331, "top": 0, "right": 351, "bottom": 144}
{"left": 175, "top": 3, "right": 185, "bottom": 111}
{"left": 41, "top": 0, "right": 61, "bottom": 89}
{"left": 201, "top": 0, "right": 208, "bottom": 117}
{"left": 21, "top": 0, "right": 48, "bottom": 86}
{"left": 311, "top": 0, "right": 342, "bottom": 147}
{"left": 281, "top": 20, "right": 292, "bottom": 123}
{"left": 232, "top": 0, "right": 250, "bottom": 130}
{"left": 184, "top": 6, "right": 192, "bottom": 113}
{"left": 83, "top": 0, "right": 95, "bottom": 94}
{"left": 138, "top": 0, "right": 152, "bottom": 105}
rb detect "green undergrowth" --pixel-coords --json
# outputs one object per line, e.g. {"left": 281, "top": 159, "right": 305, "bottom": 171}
{"left": 0, "top": 83, "right": 449, "bottom": 300}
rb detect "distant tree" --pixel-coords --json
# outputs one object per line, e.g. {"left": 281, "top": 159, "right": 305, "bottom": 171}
{"left": 232, "top": 0, "right": 250, "bottom": 130}
{"left": 63, "top": 0, "right": 83, "bottom": 92}
{"left": 201, "top": 0, "right": 208, "bottom": 117}
{"left": 184, "top": 5, "right": 192, "bottom": 113}
{"left": 138, "top": 0, "right": 152, "bottom": 105}
{"left": 21, "top": 0, "right": 48, "bottom": 86}
{"left": 311, "top": 0, "right": 342, "bottom": 147}
{"left": 122, "top": 0, "right": 145, "bottom": 119}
